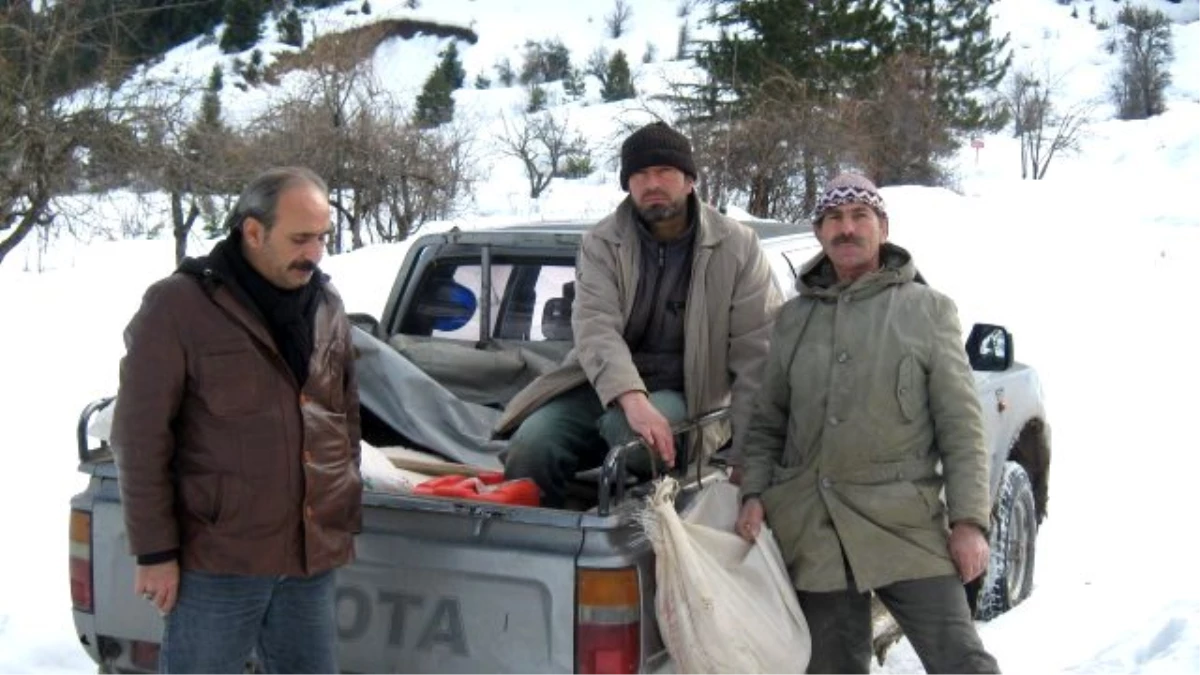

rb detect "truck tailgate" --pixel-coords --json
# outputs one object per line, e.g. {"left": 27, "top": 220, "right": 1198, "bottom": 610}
{"left": 89, "top": 490, "right": 164, "bottom": 647}
{"left": 339, "top": 493, "right": 585, "bottom": 673}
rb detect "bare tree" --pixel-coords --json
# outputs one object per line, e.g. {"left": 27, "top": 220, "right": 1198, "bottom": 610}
{"left": 1004, "top": 68, "right": 1093, "bottom": 180}
{"left": 129, "top": 80, "right": 245, "bottom": 263}
{"left": 605, "top": 0, "right": 633, "bottom": 39}
{"left": 586, "top": 47, "right": 611, "bottom": 89}
{"left": 496, "top": 112, "right": 587, "bottom": 199}
{"left": 848, "top": 52, "right": 957, "bottom": 188}
{"left": 668, "top": 72, "right": 849, "bottom": 221}
{"left": 248, "top": 67, "right": 475, "bottom": 247}
{"left": 0, "top": 3, "right": 163, "bottom": 269}
{"left": 348, "top": 114, "right": 477, "bottom": 242}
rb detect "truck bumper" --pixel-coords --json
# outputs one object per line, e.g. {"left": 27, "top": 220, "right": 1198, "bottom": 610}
{"left": 72, "top": 610, "right": 102, "bottom": 665}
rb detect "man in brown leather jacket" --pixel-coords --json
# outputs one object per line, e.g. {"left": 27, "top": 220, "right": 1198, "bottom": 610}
{"left": 110, "top": 167, "right": 362, "bottom": 673}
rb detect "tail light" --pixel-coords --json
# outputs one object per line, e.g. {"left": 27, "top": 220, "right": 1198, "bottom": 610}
{"left": 130, "top": 640, "right": 161, "bottom": 671}
{"left": 576, "top": 568, "right": 641, "bottom": 674}
{"left": 69, "top": 510, "right": 93, "bottom": 613}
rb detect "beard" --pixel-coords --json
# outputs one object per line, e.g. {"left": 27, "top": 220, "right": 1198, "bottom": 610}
{"left": 635, "top": 194, "right": 687, "bottom": 224}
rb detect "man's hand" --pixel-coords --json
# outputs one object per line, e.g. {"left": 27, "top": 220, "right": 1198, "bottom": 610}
{"left": 617, "top": 391, "right": 675, "bottom": 467}
{"left": 728, "top": 465, "right": 744, "bottom": 486}
{"left": 735, "top": 497, "right": 764, "bottom": 543}
{"left": 135, "top": 560, "right": 180, "bottom": 614}
{"left": 949, "top": 522, "right": 990, "bottom": 583}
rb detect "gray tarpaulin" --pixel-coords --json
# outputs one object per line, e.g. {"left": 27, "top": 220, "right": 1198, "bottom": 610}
{"left": 351, "top": 328, "right": 505, "bottom": 469}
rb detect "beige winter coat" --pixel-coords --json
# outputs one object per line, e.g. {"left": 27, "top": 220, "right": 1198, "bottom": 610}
{"left": 740, "top": 243, "right": 990, "bottom": 592}
{"left": 496, "top": 195, "right": 782, "bottom": 460}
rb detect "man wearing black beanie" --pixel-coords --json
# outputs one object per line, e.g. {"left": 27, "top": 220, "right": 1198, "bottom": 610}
{"left": 497, "top": 121, "right": 782, "bottom": 507}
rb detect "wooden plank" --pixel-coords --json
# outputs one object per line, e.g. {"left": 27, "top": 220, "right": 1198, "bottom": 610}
{"left": 376, "top": 446, "right": 495, "bottom": 477}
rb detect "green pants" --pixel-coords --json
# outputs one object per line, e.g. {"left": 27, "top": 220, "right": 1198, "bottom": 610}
{"left": 502, "top": 384, "right": 686, "bottom": 508}
{"left": 798, "top": 574, "right": 999, "bottom": 674}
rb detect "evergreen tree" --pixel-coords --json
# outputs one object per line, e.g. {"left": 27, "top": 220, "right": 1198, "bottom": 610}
{"left": 495, "top": 57, "right": 516, "bottom": 87}
{"left": 438, "top": 42, "right": 466, "bottom": 90}
{"left": 413, "top": 64, "right": 454, "bottom": 127}
{"left": 220, "top": 0, "right": 265, "bottom": 53}
{"left": 563, "top": 67, "right": 587, "bottom": 100}
{"left": 519, "top": 39, "right": 572, "bottom": 85}
{"left": 133, "top": 1, "right": 225, "bottom": 58}
{"left": 249, "top": 49, "right": 264, "bottom": 82}
{"left": 199, "top": 65, "right": 224, "bottom": 129}
{"left": 277, "top": 8, "right": 302, "bottom": 47}
{"left": 695, "top": 0, "right": 894, "bottom": 110}
{"left": 526, "top": 84, "right": 548, "bottom": 113}
{"left": 889, "top": 0, "right": 1011, "bottom": 133}
{"left": 601, "top": 50, "right": 636, "bottom": 102}
{"left": 1111, "top": 5, "right": 1173, "bottom": 119}
{"left": 676, "top": 21, "right": 690, "bottom": 60}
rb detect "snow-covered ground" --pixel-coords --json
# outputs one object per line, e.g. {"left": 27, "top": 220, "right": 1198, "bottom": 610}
{"left": 1, "top": 0, "right": 1198, "bottom": 672}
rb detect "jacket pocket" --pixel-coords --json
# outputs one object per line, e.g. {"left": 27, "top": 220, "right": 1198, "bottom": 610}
{"left": 197, "top": 348, "right": 263, "bottom": 417}
{"left": 896, "top": 354, "right": 928, "bottom": 423}
{"left": 307, "top": 409, "right": 351, "bottom": 464}
{"left": 769, "top": 463, "right": 806, "bottom": 487}
{"left": 179, "top": 473, "right": 226, "bottom": 526}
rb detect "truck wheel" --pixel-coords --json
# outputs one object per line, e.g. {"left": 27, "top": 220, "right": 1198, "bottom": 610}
{"left": 975, "top": 461, "right": 1038, "bottom": 620}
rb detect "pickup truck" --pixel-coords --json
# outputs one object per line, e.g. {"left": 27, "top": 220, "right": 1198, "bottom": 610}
{"left": 68, "top": 220, "right": 1051, "bottom": 673}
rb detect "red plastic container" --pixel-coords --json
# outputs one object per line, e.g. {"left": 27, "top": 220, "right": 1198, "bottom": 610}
{"left": 414, "top": 472, "right": 540, "bottom": 507}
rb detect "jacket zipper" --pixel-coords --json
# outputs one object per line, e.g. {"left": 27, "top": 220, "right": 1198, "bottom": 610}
{"left": 650, "top": 244, "right": 665, "bottom": 334}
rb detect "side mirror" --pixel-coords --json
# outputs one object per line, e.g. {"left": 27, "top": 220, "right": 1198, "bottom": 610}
{"left": 966, "top": 323, "right": 1014, "bottom": 372}
{"left": 348, "top": 312, "right": 381, "bottom": 339}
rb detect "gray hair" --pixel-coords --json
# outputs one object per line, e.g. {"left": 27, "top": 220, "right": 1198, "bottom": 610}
{"left": 223, "top": 166, "right": 329, "bottom": 233}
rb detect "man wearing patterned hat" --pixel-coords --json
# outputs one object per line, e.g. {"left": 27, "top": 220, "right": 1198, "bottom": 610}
{"left": 735, "top": 173, "right": 999, "bottom": 673}
{"left": 496, "top": 121, "right": 783, "bottom": 507}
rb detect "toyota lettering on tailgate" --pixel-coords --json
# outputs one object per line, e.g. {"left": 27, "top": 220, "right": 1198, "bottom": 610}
{"left": 337, "top": 585, "right": 469, "bottom": 656}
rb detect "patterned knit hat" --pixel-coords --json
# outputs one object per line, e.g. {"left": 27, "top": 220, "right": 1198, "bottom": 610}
{"left": 814, "top": 172, "right": 887, "bottom": 224}
{"left": 619, "top": 121, "right": 697, "bottom": 191}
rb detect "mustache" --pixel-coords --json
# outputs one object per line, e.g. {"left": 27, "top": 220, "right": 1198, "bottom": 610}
{"left": 832, "top": 234, "right": 864, "bottom": 247}
{"left": 290, "top": 259, "right": 317, "bottom": 272}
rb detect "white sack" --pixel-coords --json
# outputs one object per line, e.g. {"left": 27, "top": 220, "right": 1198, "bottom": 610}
{"left": 641, "top": 478, "right": 811, "bottom": 674}
{"left": 359, "top": 441, "right": 416, "bottom": 494}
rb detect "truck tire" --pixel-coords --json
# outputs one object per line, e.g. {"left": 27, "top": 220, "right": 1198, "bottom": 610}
{"left": 975, "top": 461, "right": 1038, "bottom": 620}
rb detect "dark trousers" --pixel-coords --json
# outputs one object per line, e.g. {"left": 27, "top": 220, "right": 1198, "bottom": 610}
{"left": 798, "top": 575, "right": 1000, "bottom": 674}
{"left": 502, "top": 384, "right": 686, "bottom": 507}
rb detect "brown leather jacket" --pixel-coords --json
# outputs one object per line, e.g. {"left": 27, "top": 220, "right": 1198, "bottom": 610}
{"left": 111, "top": 256, "right": 362, "bottom": 577}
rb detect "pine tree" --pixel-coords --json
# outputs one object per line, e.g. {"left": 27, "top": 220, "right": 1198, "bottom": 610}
{"left": 676, "top": 21, "right": 691, "bottom": 60}
{"left": 220, "top": 0, "right": 265, "bottom": 53}
{"left": 563, "top": 67, "right": 587, "bottom": 100}
{"left": 495, "top": 58, "right": 516, "bottom": 87}
{"left": 601, "top": 50, "right": 636, "bottom": 101}
{"left": 277, "top": 8, "right": 302, "bottom": 47}
{"left": 438, "top": 42, "right": 466, "bottom": 90}
{"left": 695, "top": 0, "right": 894, "bottom": 109}
{"left": 526, "top": 84, "right": 548, "bottom": 113}
{"left": 889, "top": 0, "right": 1011, "bottom": 133}
{"left": 519, "top": 39, "right": 572, "bottom": 85}
{"left": 413, "top": 65, "right": 454, "bottom": 127}
{"left": 242, "top": 48, "right": 264, "bottom": 85}
{"left": 199, "top": 65, "right": 224, "bottom": 129}
{"left": 1111, "top": 6, "right": 1173, "bottom": 119}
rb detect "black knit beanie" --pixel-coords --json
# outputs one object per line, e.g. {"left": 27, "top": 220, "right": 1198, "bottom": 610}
{"left": 619, "top": 121, "right": 697, "bottom": 191}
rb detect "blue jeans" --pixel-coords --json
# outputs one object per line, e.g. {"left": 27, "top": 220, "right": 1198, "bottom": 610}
{"left": 503, "top": 384, "right": 687, "bottom": 507}
{"left": 161, "top": 569, "right": 337, "bottom": 674}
